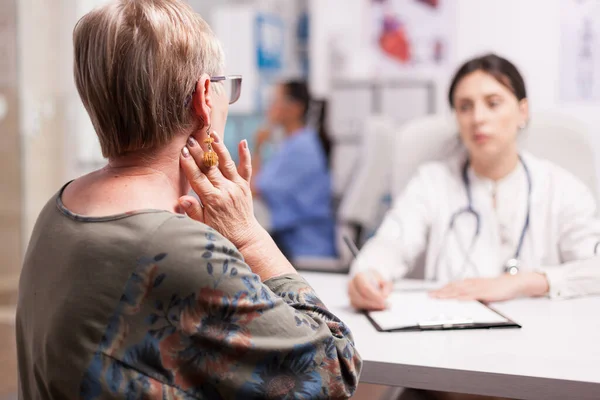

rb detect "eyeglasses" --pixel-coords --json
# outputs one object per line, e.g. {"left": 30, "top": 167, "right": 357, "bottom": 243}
{"left": 210, "top": 75, "right": 242, "bottom": 105}
{"left": 184, "top": 75, "right": 243, "bottom": 107}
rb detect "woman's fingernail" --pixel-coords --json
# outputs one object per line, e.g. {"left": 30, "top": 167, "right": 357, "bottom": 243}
{"left": 180, "top": 200, "right": 191, "bottom": 208}
{"left": 187, "top": 136, "right": 196, "bottom": 147}
{"left": 182, "top": 146, "right": 190, "bottom": 158}
{"left": 212, "top": 132, "right": 220, "bottom": 143}
{"left": 242, "top": 139, "right": 248, "bottom": 149}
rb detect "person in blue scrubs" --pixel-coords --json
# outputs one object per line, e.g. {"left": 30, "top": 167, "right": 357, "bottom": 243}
{"left": 252, "top": 80, "right": 337, "bottom": 259}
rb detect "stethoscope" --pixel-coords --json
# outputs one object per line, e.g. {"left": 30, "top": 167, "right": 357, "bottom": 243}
{"left": 435, "top": 155, "right": 532, "bottom": 279}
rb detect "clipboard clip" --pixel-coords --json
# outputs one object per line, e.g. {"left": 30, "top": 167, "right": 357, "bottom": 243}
{"left": 418, "top": 318, "right": 474, "bottom": 329}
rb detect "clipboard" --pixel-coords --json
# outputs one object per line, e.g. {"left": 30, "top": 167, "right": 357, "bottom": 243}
{"left": 365, "top": 292, "right": 521, "bottom": 332}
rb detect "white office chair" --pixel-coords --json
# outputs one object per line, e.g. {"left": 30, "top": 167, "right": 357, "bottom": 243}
{"left": 391, "top": 111, "right": 599, "bottom": 203}
{"left": 338, "top": 115, "right": 398, "bottom": 245}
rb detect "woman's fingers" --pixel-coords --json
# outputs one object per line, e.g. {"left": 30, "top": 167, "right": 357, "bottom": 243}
{"left": 430, "top": 282, "right": 459, "bottom": 298}
{"left": 180, "top": 146, "right": 218, "bottom": 197}
{"left": 353, "top": 274, "right": 387, "bottom": 310}
{"left": 237, "top": 139, "right": 252, "bottom": 183}
{"left": 349, "top": 282, "right": 384, "bottom": 311}
{"left": 187, "top": 136, "right": 226, "bottom": 188}
{"left": 432, "top": 290, "right": 460, "bottom": 299}
{"left": 430, "top": 281, "right": 472, "bottom": 299}
{"left": 178, "top": 195, "right": 204, "bottom": 223}
{"left": 210, "top": 132, "right": 242, "bottom": 182}
{"left": 381, "top": 280, "right": 393, "bottom": 297}
{"left": 348, "top": 283, "right": 368, "bottom": 310}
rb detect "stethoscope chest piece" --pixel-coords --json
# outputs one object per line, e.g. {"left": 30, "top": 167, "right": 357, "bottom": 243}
{"left": 504, "top": 258, "right": 520, "bottom": 275}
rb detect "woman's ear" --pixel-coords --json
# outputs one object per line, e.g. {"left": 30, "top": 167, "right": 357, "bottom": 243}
{"left": 192, "top": 74, "right": 213, "bottom": 128}
{"left": 519, "top": 98, "right": 529, "bottom": 127}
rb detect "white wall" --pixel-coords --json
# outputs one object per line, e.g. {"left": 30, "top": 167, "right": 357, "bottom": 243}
{"left": 310, "top": 0, "right": 600, "bottom": 182}
{"left": 454, "top": 0, "right": 599, "bottom": 122}
{"left": 18, "top": 0, "right": 84, "bottom": 247}
{"left": 310, "top": 0, "right": 600, "bottom": 137}
{"left": 308, "top": 0, "right": 370, "bottom": 98}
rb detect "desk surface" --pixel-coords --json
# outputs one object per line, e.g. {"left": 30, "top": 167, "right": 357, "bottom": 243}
{"left": 300, "top": 271, "right": 600, "bottom": 400}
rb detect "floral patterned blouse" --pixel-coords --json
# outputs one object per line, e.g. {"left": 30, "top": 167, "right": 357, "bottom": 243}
{"left": 16, "top": 185, "right": 361, "bottom": 399}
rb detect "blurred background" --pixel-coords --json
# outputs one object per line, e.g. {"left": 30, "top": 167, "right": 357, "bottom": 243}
{"left": 1, "top": 0, "right": 600, "bottom": 397}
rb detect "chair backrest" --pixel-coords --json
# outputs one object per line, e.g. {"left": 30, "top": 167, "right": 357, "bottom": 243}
{"left": 519, "top": 111, "right": 599, "bottom": 202}
{"left": 391, "top": 111, "right": 600, "bottom": 204}
{"left": 337, "top": 115, "right": 398, "bottom": 242}
{"left": 390, "top": 113, "right": 461, "bottom": 198}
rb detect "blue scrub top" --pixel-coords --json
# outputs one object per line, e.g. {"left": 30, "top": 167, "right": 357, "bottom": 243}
{"left": 256, "top": 127, "right": 337, "bottom": 258}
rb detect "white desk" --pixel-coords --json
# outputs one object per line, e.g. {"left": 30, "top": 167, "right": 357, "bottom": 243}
{"left": 300, "top": 271, "right": 600, "bottom": 400}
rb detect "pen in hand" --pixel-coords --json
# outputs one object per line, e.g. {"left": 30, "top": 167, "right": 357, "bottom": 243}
{"left": 343, "top": 235, "right": 382, "bottom": 291}
{"left": 344, "top": 235, "right": 392, "bottom": 310}
{"left": 342, "top": 235, "right": 360, "bottom": 259}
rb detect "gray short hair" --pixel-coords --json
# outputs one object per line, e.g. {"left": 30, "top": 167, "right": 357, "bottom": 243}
{"left": 73, "top": 0, "right": 224, "bottom": 159}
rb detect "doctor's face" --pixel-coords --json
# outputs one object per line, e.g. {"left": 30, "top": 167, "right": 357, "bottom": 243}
{"left": 453, "top": 70, "right": 528, "bottom": 162}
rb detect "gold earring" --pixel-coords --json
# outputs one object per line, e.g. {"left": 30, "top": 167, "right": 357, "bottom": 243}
{"left": 203, "top": 125, "right": 219, "bottom": 168}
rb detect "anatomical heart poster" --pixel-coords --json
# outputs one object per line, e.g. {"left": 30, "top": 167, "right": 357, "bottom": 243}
{"left": 370, "top": 0, "right": 455, "bottom": 75}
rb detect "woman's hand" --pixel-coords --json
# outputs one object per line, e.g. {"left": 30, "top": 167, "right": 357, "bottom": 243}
{"left": 255, "top": 128, "right": 272, "bottom": 148}
{"left": 178, "top": 133, "right": 260, "bottom": 250}
{"left": 429, "top": 272, "right": 549, "bottom": 302}
{"left": 179, "top": 132, "right": 296, "bottom": 281}
{"left": 348, "top": 270, "right": 393, "bottom": 311}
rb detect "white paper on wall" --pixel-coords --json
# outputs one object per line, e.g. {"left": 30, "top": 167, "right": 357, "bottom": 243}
{"left": 560, "top": 0, "right": 600, "bottom": 103}
{"left": 212, "top": 5, "right": 259, "bottom": 114}
{"left": 380, "top": 85, "right": 432, "bottom": 124}
{"left": 329, "top": 86, "right": 374, "bottom": 139}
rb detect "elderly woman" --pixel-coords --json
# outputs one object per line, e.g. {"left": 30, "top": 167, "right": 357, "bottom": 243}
{"left": 16, "top": 1, "right": 361, "bottom": 398}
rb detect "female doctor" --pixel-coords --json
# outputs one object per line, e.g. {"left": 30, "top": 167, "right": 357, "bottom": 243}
{"left": 349, "top": 53, "right": 600, "bottom": 311}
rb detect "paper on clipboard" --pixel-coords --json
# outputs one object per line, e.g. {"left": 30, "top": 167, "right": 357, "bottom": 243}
{"left": 368, "top": 292, "right": 509, "bottom": 331}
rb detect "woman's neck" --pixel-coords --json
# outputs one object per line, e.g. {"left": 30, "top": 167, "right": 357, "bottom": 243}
{"left": 470, "top": 148, "right": 519, "bottom": 182}
{"left": 102, "top": 137, "right": 191, "bottom": 210}
{"left": 283, "top": 121, "right": 305, "bottom": 136}
{"left": 62, "top": 133, "right": 194, "bottom": 217}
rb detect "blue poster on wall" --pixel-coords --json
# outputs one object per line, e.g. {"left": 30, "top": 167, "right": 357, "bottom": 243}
{"left": 297, "top": 11, "right": 310, "bottom": 77}
{"left": 255, "top": 12, "right": 285, "bottom": 72}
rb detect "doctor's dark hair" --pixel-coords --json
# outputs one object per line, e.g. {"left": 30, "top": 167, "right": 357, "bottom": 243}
{"left": 448, "top": 54, "right": 527, "bottom": 108}
{"left": 282, "top": 80, "right": 332, "bottom": 166}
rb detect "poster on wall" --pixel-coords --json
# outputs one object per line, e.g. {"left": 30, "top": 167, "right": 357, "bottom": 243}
{"left": 560, "top": 0, "right": 600, "bottom": 103}
{"left": 255, "top": 12, "right": 285, "bottom": 72}
{"left": 369, "top": 0, "right": 456, "bottom": 76}
{"left": 255, "top": 12, "right": 286, "bottom": 113}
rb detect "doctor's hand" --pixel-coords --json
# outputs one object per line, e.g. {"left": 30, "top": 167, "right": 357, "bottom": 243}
{"left": 348, "top": 270, "right": 393, "bottom": 311}
{"left": 429, "top": 272, "right": 549, "bottom": 302}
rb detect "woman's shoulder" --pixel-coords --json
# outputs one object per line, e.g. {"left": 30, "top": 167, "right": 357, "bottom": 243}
{"left": 285, "top": 127, "right": 320, "bottom": 150}
{"left": 392, "top": 156, "right": 464, "bottom": 209}
{"left": 522, "top": 152, "right": 597, "bottom": 210}
{"left": 47, "top": 180, "right": 240, "bottom": 261}
{"left": 523, "top": 152, "right": 591, "bottom": 192}
{"left": 275, "top": 128, "right": 328, "bottom": 172}
{"left": 412, "top": 155, "right": 465, "bottom": 185}
{"left": 148, "top": 213, "right": 240, "bottom": 255}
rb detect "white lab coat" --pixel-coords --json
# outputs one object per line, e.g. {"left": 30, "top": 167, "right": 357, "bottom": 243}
{"left": 351, "top": 152, "right": 600, "bottom": 299}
